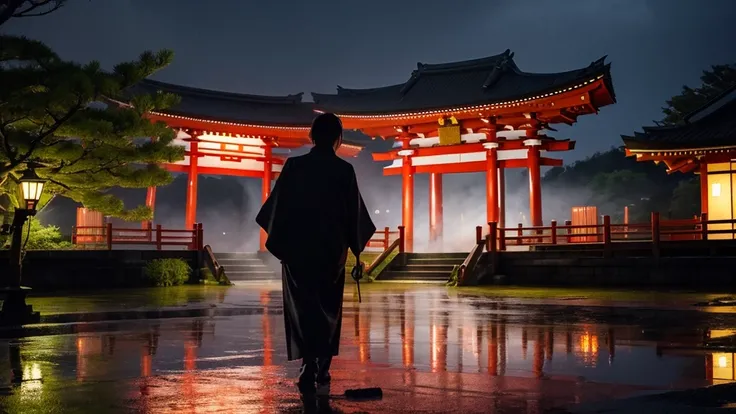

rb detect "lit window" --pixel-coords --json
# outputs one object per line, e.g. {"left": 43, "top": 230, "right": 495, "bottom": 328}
{"left": 712, "top": 183, "right": 722, "bottom": 197}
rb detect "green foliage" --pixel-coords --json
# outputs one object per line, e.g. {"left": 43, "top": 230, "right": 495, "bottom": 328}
{"left": 366, "top": 250, "right": 398, "bottom": 281}
{"left": 0, "top": 217, "right": 72, "bottom": 250}
{"left": 143, "top": 258, "right": 191, "bottom": 287}
{"left": 661, "top": 64, "right": 736, "bottom": 125}
{"left": 541, "top": 63, "right": 735, "bottom": 222}
{"left": 543, "top": 147, "right": 686, "bottom": 220}
{"left": 670, "top": 178, "right": 701, "bottom": 219}
{"left": 199, "top": 267, "right": 232, "bottom": 286}
{"left": 445, "top": 265, "right": 460, "bottom": 287}
{"left": 0, "top": 33, "right": 184, "bottom": 221}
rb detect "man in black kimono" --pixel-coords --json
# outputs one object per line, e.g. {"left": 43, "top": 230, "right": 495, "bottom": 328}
{"left": 256, "top": 113, "right": 376, "bottom": 394}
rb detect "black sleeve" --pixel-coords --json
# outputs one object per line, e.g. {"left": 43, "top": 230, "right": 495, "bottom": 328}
{"left": 346, "top": 165, "right": 377, "bottom": 257}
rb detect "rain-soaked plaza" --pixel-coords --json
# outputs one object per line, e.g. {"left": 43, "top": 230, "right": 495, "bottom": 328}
{"left": 1, "top": 284, "right": 735, "bottom": 413}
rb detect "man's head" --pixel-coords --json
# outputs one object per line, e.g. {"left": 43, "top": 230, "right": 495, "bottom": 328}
{"left": 310, "top": 113, "right": 343, "bottom": 150}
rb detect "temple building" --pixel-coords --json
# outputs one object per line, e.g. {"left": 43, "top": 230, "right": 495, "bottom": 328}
{"left": 313, "top": 50, "right": 616, "bottom": 251}
{"left": 622, "top": 86, "right": 736, "bottom": 239}
{"left": 121, "top": 79, "right": 364, "bottom": 251}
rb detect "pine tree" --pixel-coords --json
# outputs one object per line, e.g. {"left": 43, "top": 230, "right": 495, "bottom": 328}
{"left": 661, "top": 64, "right": 736, "bottom": 125}
{"left": 0, "top": 34, "right": 185, "bottom": 221}
{"left": 0, "top": 1, "right": 67, "bottom": 27}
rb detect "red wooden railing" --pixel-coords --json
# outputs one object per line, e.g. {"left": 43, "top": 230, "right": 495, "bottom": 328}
{"left": 481, "top": 212, "right": 736, "bottom": 257}
{"left": 72, "top": 222, "right": 204, "bottom": 251}
{"left": 366, "top": 226, "right": 401, "bottom": 250}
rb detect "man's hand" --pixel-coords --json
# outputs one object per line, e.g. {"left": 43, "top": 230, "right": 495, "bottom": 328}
{"left": 351, "top": 262, "right": 364, "bottom": 282}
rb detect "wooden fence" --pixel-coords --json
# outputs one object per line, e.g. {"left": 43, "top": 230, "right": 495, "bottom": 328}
{"left": 366, "top": 226, "right": 401, "bottom": 250}
{"left": 72, "top": 223, "right": 204, "bottom": 250}
{"left": 480, "top": 212, "right": 736, "bottom": 256}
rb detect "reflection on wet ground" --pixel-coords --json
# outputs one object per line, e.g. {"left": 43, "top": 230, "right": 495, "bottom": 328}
{"left": 1, "top": 284, "right": 735, "bottom": 413}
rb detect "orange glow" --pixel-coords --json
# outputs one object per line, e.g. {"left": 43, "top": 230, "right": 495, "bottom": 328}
{"left": 712, "top": 353, "right": 735, "bottom": 383}
{"left": 141, "top": 353, "right": 152, "bottom": 377}
{"left": 577, "top": 331, "right": 600, "bottom": 367}
{"left": 401, "top": 295, "right": 415, "bottom": 368}
{"left": 488, "top": 324, "right": 498, "bottom": 375}
{"left": 358, "top": 308, "right": 371, "bottom": 363}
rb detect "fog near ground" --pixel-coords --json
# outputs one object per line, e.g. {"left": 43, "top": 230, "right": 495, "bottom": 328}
{"left": 36, "top": 146, "right": 598, "bottom": 253}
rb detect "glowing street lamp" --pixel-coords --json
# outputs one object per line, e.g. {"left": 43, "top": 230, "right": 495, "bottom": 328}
{"left": 19, "top": 169, "right": 45, "bottom": 210}
{"left": 0, "top": 169, "right": 45, "bottom": 324}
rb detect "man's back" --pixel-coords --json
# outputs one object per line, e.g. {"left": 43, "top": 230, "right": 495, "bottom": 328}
{"left": 260, "top": 146, "right": 358, "bottom": 268}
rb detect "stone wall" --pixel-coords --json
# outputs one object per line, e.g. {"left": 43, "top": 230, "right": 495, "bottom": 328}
{"left": 0, "top": 250, "right": 200, "bottom": 291}
{"left": 474, "top": 251, "right": 736, "bottom": 291}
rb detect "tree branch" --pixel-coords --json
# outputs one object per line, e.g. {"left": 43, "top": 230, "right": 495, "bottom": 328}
{"left": 0, "top": 0, "right": 25, "bottom": 27}
{"left": 12, "top": 0, "right": 65, "bottom": 18}
{"left": 14, "top": 101, "right": 80, "bottom": 167}
{"left": 0, "top": 126, "right": 16, "bottom": 164}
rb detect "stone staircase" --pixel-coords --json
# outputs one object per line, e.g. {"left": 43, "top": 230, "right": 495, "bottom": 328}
{"left": 377, "top": 252, "right": 467, "bottom": 283}
{"left": 215, "top": 252, "right": 279, "bottom": 282}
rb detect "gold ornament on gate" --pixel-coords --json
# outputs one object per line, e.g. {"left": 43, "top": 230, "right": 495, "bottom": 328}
{"left": 438, "top": 116, "right": 461, "bottom": 146}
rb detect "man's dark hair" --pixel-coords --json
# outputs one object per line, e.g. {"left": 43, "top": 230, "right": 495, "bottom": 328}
{"left": 310, "top": 113, "right": 343, "bottom": 147}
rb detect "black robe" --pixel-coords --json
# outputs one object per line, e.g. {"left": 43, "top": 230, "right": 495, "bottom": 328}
{"left": 256, "top": 146, "right": 376, "bottom": 361}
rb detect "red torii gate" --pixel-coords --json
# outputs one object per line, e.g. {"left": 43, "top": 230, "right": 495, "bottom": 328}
{"left": 313, "top": 49, "right": 616, "bottom": 251}
{"left": 127, "top": 79, "right": 364, "bottom": 251}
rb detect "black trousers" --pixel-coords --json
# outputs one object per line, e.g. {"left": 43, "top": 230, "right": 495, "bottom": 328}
{"left": 282, "top": 263, "right": 346, "bottom": 361}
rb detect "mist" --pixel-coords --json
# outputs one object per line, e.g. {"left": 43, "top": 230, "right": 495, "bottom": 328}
{"left": 35, "top": 139, "right": 607, "bottom": 254}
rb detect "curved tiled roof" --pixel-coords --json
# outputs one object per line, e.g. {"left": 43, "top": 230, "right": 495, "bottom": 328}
{"left": 312, "top": 49, "right": 614, "bottom": 115}
{"left": 622, "top": 86, "right": 736, "bottom": 151}
{"left": 125, "top": 79, "right": 318, "bottom": 127}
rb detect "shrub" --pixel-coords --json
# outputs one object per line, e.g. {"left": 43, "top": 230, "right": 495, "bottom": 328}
{"left": 1, "top": 218, "right": 72, "bottom": 250}
{"left": 143, "top": 258, "right": 191, "bottom": 287}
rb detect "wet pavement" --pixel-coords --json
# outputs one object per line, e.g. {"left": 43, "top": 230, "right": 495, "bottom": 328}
{"left": 0, "top": 284, "right": 734, "bottom": 413}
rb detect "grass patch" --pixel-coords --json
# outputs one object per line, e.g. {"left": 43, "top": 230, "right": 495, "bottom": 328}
{"left": 344, "top": 250, "right": 397, "bottom": 282}
{"left": 143, "top": 259, "right": 191, "bottom": 287}
{"left": 455, "top": 285, "right": 730, "bottom": 303}
{"left": 198, "top": 267, "right": 232, "bottom": 286}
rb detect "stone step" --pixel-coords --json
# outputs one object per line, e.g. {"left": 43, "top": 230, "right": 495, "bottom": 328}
{"left": 217, "top": 258, "right": 264, "bottom": 266}
{"left": 226, "top": 271, "right": 279, "bottom": 281}
{"left": 404, "top": 258, "right": 465, "bottom": 265}
{"left": 402, "top": 264, "right": 457, "bottom": 272}
{"left": 379, "top": 271, "right": 451, "bottom": 281}
{"left": 402, "top": 252, "right": 468, "bottom": 259}
{"left": 227, "top": 270, "right": 277, "bottom": 276}
{"left": 215, "top": 252, "right": 260, "bottom": 259}
{"left": 221, "top": 264, "right": 270, "bottom": 271}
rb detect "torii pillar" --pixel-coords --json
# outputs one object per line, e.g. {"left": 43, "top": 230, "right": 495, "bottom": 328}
{"left": 260, "top": 141, "right": 273, "bottom": 252}
{"left": 399, "top": 140, "right": 415, "bottom": 253}
{"left": 428, "top": 173, "right": 443, "bottom": 247}
{"left": 484, "top": 127, "right": 500, "bottom": 225}
{"left": 184, "top": 133, "right": 200, "bottom": 230}
{"left": 524, "top": 128, "right": 543, "bottom": 227}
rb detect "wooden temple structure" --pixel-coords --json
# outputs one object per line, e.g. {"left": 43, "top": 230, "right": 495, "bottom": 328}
{"left": 313, "top": 50, "right": 616, "bottom": 251}
{"left": 123, "top": 79, "right": 365, "bottom": 251}
{"left": 622, "top": 86, "right": 736, "bottom": 239}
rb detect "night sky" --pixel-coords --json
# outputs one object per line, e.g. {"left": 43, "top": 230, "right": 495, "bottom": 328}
{"left": 5, "top": 0, "right": 736, "bottom": 245}
{"left": 6, "top": 0, "right": 736, "bottom": 160}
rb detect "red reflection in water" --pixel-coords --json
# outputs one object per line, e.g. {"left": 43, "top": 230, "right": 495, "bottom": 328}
{"left": 182, "top": 340, "right": 197, "bottom": 411}
{"left": 400, "top": 293, "right": 414, "bottom": 368}
{"left": 358, "top": 304, "right": 371, "bottom": 363}
{"left": 488, "top": 322, "right": 498, "bottom": 376}
{"left": 533, "top": 329, "right": 544, "bottom": 379}
{"left": 260, "top": 291, "right": 276, "bottom": 414}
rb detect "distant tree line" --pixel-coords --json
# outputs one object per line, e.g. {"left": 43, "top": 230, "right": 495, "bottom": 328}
{"left": 541, "top": 63, "right": 736, "bottom": 223}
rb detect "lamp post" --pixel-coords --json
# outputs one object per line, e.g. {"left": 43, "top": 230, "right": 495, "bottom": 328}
{"left": 0, "top": 169, "right": 46, "bottom": 325}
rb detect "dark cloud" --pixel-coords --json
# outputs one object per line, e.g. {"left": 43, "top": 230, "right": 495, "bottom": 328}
{"left": 4, "top": 0, "right": 736, "bottom": 160}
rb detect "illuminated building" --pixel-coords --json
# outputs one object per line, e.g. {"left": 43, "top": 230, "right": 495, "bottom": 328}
{"left": 313, "top": 50, "right": 616, "bottom": 251}
{"left": 117, "top": 80, "right": 365, "bottom": 251}
{"left": 623, "top": 87, "right": 736, "bottom": 237}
